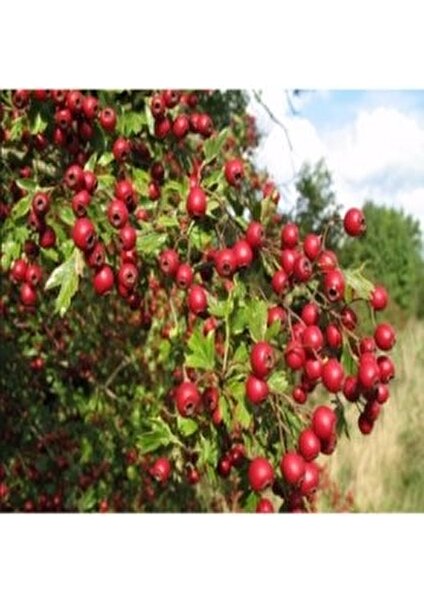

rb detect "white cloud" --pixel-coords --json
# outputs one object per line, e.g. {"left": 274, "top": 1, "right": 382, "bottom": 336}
{"left": 249, "top": 92, "right": 424, "bottom": 235}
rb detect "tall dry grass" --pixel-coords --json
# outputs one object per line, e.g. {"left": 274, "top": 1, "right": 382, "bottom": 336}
{"left": 318, "top": 319, "right": 424, "bottom": 512}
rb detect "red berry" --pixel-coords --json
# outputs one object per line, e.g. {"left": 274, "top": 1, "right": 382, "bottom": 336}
{"left": 303, "top": 234, "right": 321, "bottom": 261}
{"left": 150, "top": 93, "right": 166, "bottom": 119}
{"left": 280, "top": 248, "right": 298, "bottom": 276}
{"left": 299, "top": 462, "right": 320, "bottom": 496}
{"left": 224, "top": 158, "right": 244, "bottom": 187}
{"left": 302, "top": 325, "right": 324, "bottom": 353}
{"left": 322, "top": 358, "right": 344, "bottom": 393}
{"left": 186, "top": 186, "right": 207, "bottom": 218}
{"left": 317, "top": 249, "right": 338, "bottom": 272}
{"left": 248, "top": 457, "right": 274, "bottom": 492}
{"left": 32, "top": 192, "right": 50, "bottom": 216}
{"left": 107, "top": 199, "right": 128, "bottom": 229}
{"left": 155, "top": 117, "right": 172, "bottom": 139}
{"left": 343, "top": 375, "right": 360, "bottom": 402}
{"left": 246, "top": 374, "right": 269, "bottom": 405}
{"left": 150, "top": 457, "right": 171, "bottom": 483}
{"left": 187, "top": 285, "right": 208, "bottom": 315}
{"left": 175, "top": 381, "right": 200, "bottom": 417}
{"left": 72, "top": 190, "right": 91, "bottom": 216}
{"left": 358, "top": 413, "right": 374, "bottom": 435}
{"left": 281, "top": 223, "right": 299, "bottom": 248}
{"left": 377, "top": 355, "right": 395, "bottom": 383}
{"left": 256, "top": 498, "right": 274, "bottom": 513}
{"left": 86, "top": 242, "right": 106, "bottom": 270}
{"left": 163, "top": 90, "right": 180, "bottom": 108}
{"left": 25, "top": 263, "right": 42, "bottom": 288}
{"left": 323, "top": 269, "right": 345, "bottom": 302}
{"left": 359, "top": 337, "right": 376, "bottom": 354}
{"left": 293, "top": 255, "right": 313, "bottom": 282}
{"left": 344, "top": 207, "right": 366, "bottom": 237}
{"left": 93, "top": 265, "right": 114, "bottom": 295}
{"left": 371, "top": 285, "right": 388, "bottom": 311}
{"left": 159, "top": 249, "right": 180, "bottom": 277}
{"left": 64, "top": 164, "right": 84, "bottom": 191}
{"left": 175, "top": 263, "right": 193, "bottom": 290}
{"left": 99, "top": 107, "right": 117, "bottom": 132}
{"left": 298, "top": 429, "right": 321, "bottom": 462}
{"left": 118, "top": 262, "right": 138, "bottom": 289}
{"left": 20, "top": 283, "right": 37, "bottom": 306}
{"left": 304, "top": 357, "right": 322, "bottom": 381}
{"left": 197, "top": 113, "right": 213, "bottom": 137}
{"left": 233, "top": 239, "right": 253, "bottom": 269}
{"left": 312, "top": 405, "right": 337, "bottom": 442}
{"left": 292, "top": 386, "right": 307, "bottom": 404}
{"left": 202, "top": 387, "right": 219, "bottom": 411}
{"left": 10, "top": 259, "right": 28, "bottom": 283}
{"left": 83, "top": 171, "right": 97, "bottom": 194}
{"left": 250, "top": 341, "right": 274, "bottom": 379}
{"left": 172, "top": 114, "right": 190, "bottom": 139}
{"left": 267, "top": 306, "right": 287, "bottom": 327}
{"left": 272, "top": 269, "right": 288, "bottom": 295}
{"left": 325, "top": 323, "right": 342, "bottom": 349}
{"left": 66, "top": 90, "right": 83, "bottom": 114}
{"left": 119, "top": 224, "right": 137, "bottom": 251}
{"left": 246, "top": 221, "right": 264, "bottom": 249}
{"left": 72, "top": 217, "right": 96, "bottom": 251}
{"left": 214, "top": 248, "right": 237, "bottom": 278}
{"left": 284, "top": 341, "right": 306, "bottom": 371}
{"left": 301, "top": 302, "right": 319, "bottom": 326}
{"left": 280, "top": 452, "right": 306, "bottom": 486}
{"left": 217, "top": 455, "right": 232, "bottom": 478}
{"left": 113, "top": 137, "right": 131, "bottom": 162}
{"left": 55, "top": 108, "right": 72, "bottom": 130}
{"left": 82, "top": 95, "right": 99, "bottom": 120}
{"left": 374, "top": 323, "right": 396, "bottom": 351}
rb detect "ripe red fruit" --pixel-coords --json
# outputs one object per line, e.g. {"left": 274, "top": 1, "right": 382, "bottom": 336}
{"left": 280, "top": 248, "right": 298, "bottom": 275}
{"left": 233, "top": 239, "right": 253, "bottom": 269}
{"left": 224, "top": 158, "right": 244, "bottom": 187}
{"left": 246, "top": 221, "right": 264, "bottom": 249}
{"left": 322, "top": 358, "right": 344, "bottom": 393}
{"left": 187, "top": 285, "right": 208, "bottom": 315}
{"left": 292, "top": 386, "right": 307, "bottom": 404}
{"left": 197, "top": 113, "right": 213, "bottom": 137}
{"left": 82, "top": 95, "right": 99, "bottom": 120}
{"left": 284, "top": 341, "right": 306, "bottom": 371}
{"left": 25, "top": 263, "right": 42, "bottom": 287}
{"left": 272, "top": 269, "right": 288, "bottom": 295}
{"left": 202, "top": 387, "right": 219, "bottom": 411}
{"left": 341, "top": 306, "right": 358, "bottom": 331}
{"left": 155, "top": 117, "right": 172, "bottom": 139}
{"left": 150, "top": 457, "right": 171, "bottom": 483}
{"left": 248, "top": 457, "right": 274, "bottom": 492}
{"left": 317, "top": 249, "right": 338, "bottom": 272}
{"left": 301, "top": 302, "right": 319, "bottom": 326}
{"left": 83, "top": 171, "right": 97, "bottom": 194}
{"left": 376, "top": 383, "right": 390, "bottom": 404}
{"left": 312, "top": 405, "right": 337, "bottom": 442}
{"left": 323, "top": 269, "right": 345, "bottom": 302}
{"left": 217, "top": 455, "right": 232, "bottom": 478}
{"left": 150, "top": 93, "right": 166, "bottom": 119}
{"left": 246, "top": 374, "right": 269, "bottom": 405}
{"left": 99, "top": 107, "right": 117, "bottom": 132}
{"left": 267, "top": 305, "right": 287, "bottom": 327}
{"left": 186, "top": 186, "right": 207, "bottom": 218}
{"left": 377, "top": 355, "right": 395, "bottom": 383}
{"left": 32, "top": 192, "right": 50, "bottom": 216}
{"left": 304, "top": 357, "right": 322, "bottom": 381}
{"left": 302, "top": 325, "right": 324, "bottom": 353}
{"left": 66, "top": 90, "right": 83, "bottom": 114}
{"left": 12, "top": 90, "right": 30, "bottom": 108}
{"left": 93, "top": 265, "right": 114, "bottom": 295}
{"left": 186, "top": 466, "right": 201, "bottom": 485}
{"left": 358, "top": 413, "right": 374, "bottom": 435}
{"left": 172, "top": 114, "right": 190, "bottom": 139}
{"left": 256, "top": 498, "right": 274, "bottom": 513}
{"left": 214, "top": 248, "right": 237, "bottom": 277}
{"left": 86, "top": 242, "right": 106, "bottom": 270}
{"left": 250, "top": 341, "right": 274, "bottom": 379}
{"left": 11, "top": 259, "right": 27, "bottom": 282}
{"left": 293, "top": 255, "right": 313, "bottom": 282}
{"left": 148, "top": 181, "right": 161, "bottom": 201}
{"left": 299, "top": 462, "right": 320, "bottom": 496}
{"left": 359, "top": 336, "right": 376, "bottom": 354}
{"left": 281, "top": 222, "right": 299, "bottom": 248}
{"left": 344, "top": 207, "right": 366, "bottom": 237}
{"left": 364, "top": 400, "right": 381, "bottom": 423}
{"left": 230, "top": 444, "right": 245, "bottom": 467}
{"left": 163, "top": 90, "right": 180, "bottom": 108}
{"left": 374, "top": 323, "right": 396, "bottom": 351}
{"left": 358, "top": 357, "right": 380, "bottom": 389}
{"left": 175, "top": 381, "right": 200, "bottom": 417}
{"left": 118, "top": 263, "right": 138, "bottom": 289}
{"left": 303, "top": 234, "right": 321, "bottom": 261}
{"left": 107, "top": 199, "right": 128, "bottom": 229}
{"left": 55, "top": 108, "right": 72, "bottom": 130}
{"left": 20, "top": 283, "right": 37, "bottom": 306}
{"left": 64, "top": 164, "right": 84, "bottom": 191}
{"left": 371, "top": 285, "right": 389, "bottom": 311}
{"left": 298, "top": 429, "right": 321, "bottom": 462}
{"left": 113, "top": 137, "right": 131, "bottom": 162}
{"left": 159, "top": 249, "right": 180, "bottom": 277}
{"left": 115, "top": 179, "right": 136, "bottom": 206}
{"left": 72, "top": 190, "right": 91, "bottom": 216}
{"left": 343, "top": 375, "right": 360, "bottom": 402}
{"left": 325, "top": 323, "right": 342, "bottom": 349}
{"left": 280, "top": 452, "right": 306, "bottom": 486}
{"left": 72, "top": 217, "right": 96, "bottom": 251}
{"left": 119, "top": 224, "right": 137, "bottom": 251}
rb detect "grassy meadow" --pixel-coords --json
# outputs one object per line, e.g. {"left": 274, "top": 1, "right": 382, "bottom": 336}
{"left": 318, "top": 319, "right": 424, "bottom": 512}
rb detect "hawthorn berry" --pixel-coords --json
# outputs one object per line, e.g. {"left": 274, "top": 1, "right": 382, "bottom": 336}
{"left": 256, "top": 498, "right": 274, "bottom": 513}
{"left": 175, "top": 381, "right": 201, "bottom": 417}
{"left": 298, "top": 429, "right": 321, "bottom": 462}
{"left": 250, "top": 341, "right": 274, "bottom": 379}
{"left": 224, "top": 158, "right": 244, "bottom": 187}
{"left": 99, "top": 107, "right": 117, "bottom": 132}
{"left": 246, "top": 374, "right": 269, "bottom": 405}
{"left": 159, "top": 249, "right": 180, "bottom": 278}
{"left": 312, "top": 405, "right": 337, "bottom": 442}
{"left": 280, "top": 452, "right": 306, "bottom": 486}
{"left": 344, "top": 207, "right": 366, "bottom": 237}
{"left": 321, "top": 358, "right": 344, "bottom": 393}
{"left": 246, "top": 221, "right": 264, "bottom": 249}
{"left": 187, "top": 186, "right": 207, "bottom": 218}
{"left": 248, "top": 457, "right": 274, "bottom": 492}
{"left": 374, "top": 323, "right": 396, "bottom": 351}
{"left": 150, "top": 457, "right": 171, "bottom": 483}
{"left": 187, "top": 285, "right": 208, "bottom": 315}
{"left": 72, "top": 217, "right": 96, "bottom": 251}
{"left": 93, "top": 265, "right": 114, "bottom": 295}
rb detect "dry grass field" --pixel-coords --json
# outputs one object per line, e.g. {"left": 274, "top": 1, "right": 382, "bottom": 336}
{"left": 318, "top": 319, "right": 424, "bottom": 512}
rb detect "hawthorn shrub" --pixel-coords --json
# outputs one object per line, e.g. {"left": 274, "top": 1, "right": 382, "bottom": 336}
{"left": 0, "top": 90, "right": 396, "bottom": 512}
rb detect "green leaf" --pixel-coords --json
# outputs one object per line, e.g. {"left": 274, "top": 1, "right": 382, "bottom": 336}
{"left": 59, "top": 204, "right": 75, "bottom": 227}
{"left": 0, "top": 240, "right": 20, "bottom": 271}
{"left": 188, "top": 223, "right": 212, "bottom": 251}
{"left": 132, "top": 168, "right": 150, "bottom": 196}
{"left": 335, "top": 402, "right": 350, "bottom": 440}
{"left": 226, "top": 379, "right": 252, "bottom": 429}
{"left": 157, "top": 214, "right": 179, "bottom": 229}
{"left": 265, "top": 320, "right": 282, "bottom": 341}
{"left": 185, "top": 327, "right": 215, "bottom": 371}
{"left": 16, "top": 179, "right": 37, "bottom": 192}
{"left": 29, "top": 111, "right": 47, "bottom": 135}
{"left": 203, "top": 168, "right": 225, "bottom": 190}
{"left": 219, "top": 394, "right": 231, "bottom": 429}
{"left": 197, "top": 435, "right": 218, "bottom": 469}
{"left": 232, "top": 343, "right": 249, "bottom": 365}
{"left": 97, "top": 174, "right": 115, "bottom": 191}
{"left": 45, "top": 249, "right": 84, "bottom": 316}
{"left": 268, "top": 371, "right": 288, "bottom": 395}
{"left": 246, "top": 299, "right": 268, "bottom": 342}
{"left": 203, "top": 127, "right": 229, "bottom": 163}
{"left": 97, "top": 152, "right": 114, "bottom": 167}
{"left": 344, "top": 267, "right": 375, "bottom": 300}
{"left": 208, "top": 294, "right": 233, "bottom": 318}
{"left": 137, "top": 418, "right": 177, "bottom": 454}
{"left": 84, "top": 153, "right": 98, "bottom": 172}
{"left": 117, "top": 110, "right": 145, "bottom": 137}
{"left": 244, "top": 492, "right": 258, "bottom": 513}
{"left": 11, "top": 195, "right": 31, "bottom": 219}
{"left": 78, "top": 488, "right": 97, "bottom": 512}
{"left": 234, "top": 397, "right": 252, "bottom": 429}
{"left": 177, "top": 416, "right": 199, "bottom": 437}
{"left": 136, "top": 230, "right": 168, "bottom": 255}
{"left": 144, "top": 103, "right": 155, "bottom": 136}
{"left": 231, "top": 305, "right": 247, "bottom": 334}
{"left": 9, "top": 117, "right": 23, "bottom": 141}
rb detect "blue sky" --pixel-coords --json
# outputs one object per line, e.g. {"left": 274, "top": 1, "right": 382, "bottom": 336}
{"left": 248, "top": 90, "right": 424, "bottom": 238}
